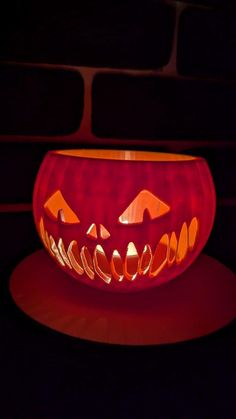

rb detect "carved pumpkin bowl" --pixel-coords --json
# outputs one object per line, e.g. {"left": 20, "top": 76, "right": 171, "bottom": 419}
{"left": 33, "top": 150, "right": 216, "bottom": 293}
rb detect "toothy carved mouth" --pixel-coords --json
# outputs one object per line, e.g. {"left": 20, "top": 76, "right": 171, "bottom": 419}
{"left": 39, "top": 217, "right": 199, "bottom": 284}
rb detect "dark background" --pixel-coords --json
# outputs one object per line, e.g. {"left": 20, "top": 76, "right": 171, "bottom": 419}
{"left": 0, "top": 1, "right": 236, "bottom": 418}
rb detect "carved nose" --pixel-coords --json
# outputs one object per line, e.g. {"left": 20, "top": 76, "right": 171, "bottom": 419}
{"left": 86, "top": 223, "right": 110, "bottom": 240}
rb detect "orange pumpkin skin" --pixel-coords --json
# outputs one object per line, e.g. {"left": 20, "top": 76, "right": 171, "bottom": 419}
{"left": 33, "top": 150, "right": 216, "bottom": 293}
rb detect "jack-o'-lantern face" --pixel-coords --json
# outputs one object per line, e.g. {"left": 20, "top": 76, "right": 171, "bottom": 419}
{"left": 33, "top": 150, "right": 216, "bottom": 293}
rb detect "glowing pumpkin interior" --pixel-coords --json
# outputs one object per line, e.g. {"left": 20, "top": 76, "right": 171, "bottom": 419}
{"left": 33, "top": 150, "right": 216, "bottom": 293}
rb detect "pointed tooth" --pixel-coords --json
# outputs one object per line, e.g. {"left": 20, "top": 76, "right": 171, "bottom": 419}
{"left": 176, "top": 222, "right": 188, "bottom": 263}
{"left": 38, "top": 217, "right": 52, "bottom": 255}
{"left": 111, "top": 250, "right": 124, "bottom": 282}
{"left": 58, "top": 238, "right": 72, "bottom": 269}
{"left": 58, "top": 209, "right": 65, "bottom": 223}
{"left": 100, "top": 224, "right": 110, "bottom": 240}
{"left": 138, "top": 244, "right": 153, "bottom": 275}
{"left": 39, "top": 217, "right": 50, "bottom": 250}
{"left": 49, "top": 235, "right": 65, "bottom": 266}
{"left": 93, "top": 245, "right": 111, "bottom": 284}
{"left": 45, "top": 231, "right": 51, "bottom": 250}
{"left": 86, "top": 223, "right": 98, "bottom": 239}
{"left": 149, "top": 234, "right": 168, "bottom": 278}
{"left": 188, "top": 217, "right": 199, "bottom": 251}
{"left": 80, "top": 246, "right": 95, "bottom": 279}
{"left": 124, "top": 242, "right": 139, "bottom": 281}
{"left": 67, "top": 240, "right": 84, "bottom": 275}
{"left": 39, "top": 217, "right": 46, "bottom": 247}
{"left": 168, "top": 232, "right": 177, "bottom": 266}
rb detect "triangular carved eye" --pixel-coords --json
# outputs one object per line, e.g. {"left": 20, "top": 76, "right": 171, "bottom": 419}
{"left": 44, "top": 190, "right": 80, "bottom": 224}
{"left": 118, "top": 189, "right": 170, "bottom": 225}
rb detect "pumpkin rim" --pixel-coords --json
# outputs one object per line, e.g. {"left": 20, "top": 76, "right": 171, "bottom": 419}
{"left": 52, "top": 149, "right": 201, "bottom": 162}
